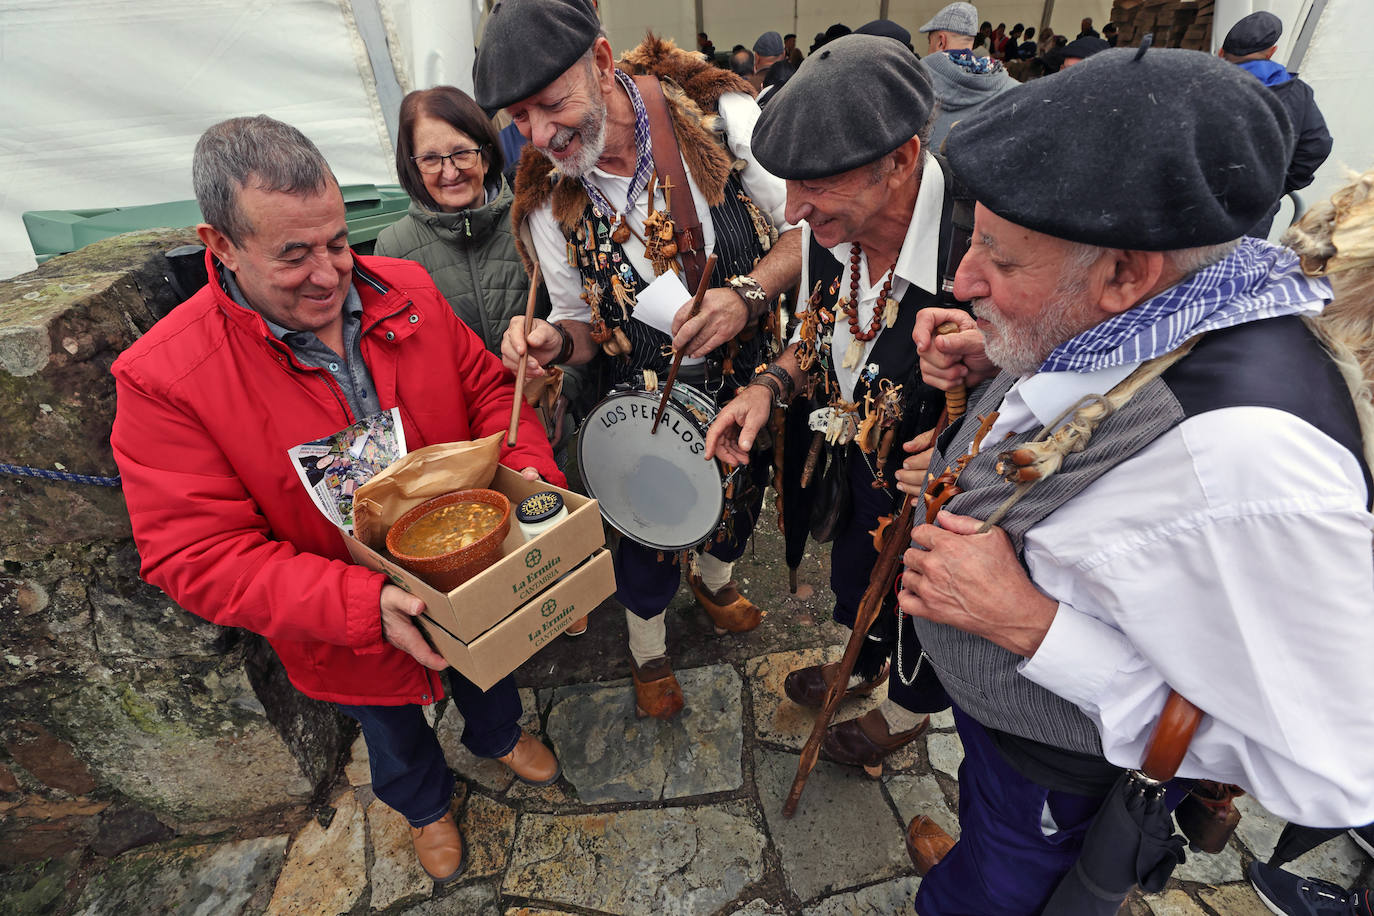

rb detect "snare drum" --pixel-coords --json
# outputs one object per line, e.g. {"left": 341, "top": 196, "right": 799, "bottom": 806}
{"left": 577, "top": 385, "right": 728, "bottom": 551}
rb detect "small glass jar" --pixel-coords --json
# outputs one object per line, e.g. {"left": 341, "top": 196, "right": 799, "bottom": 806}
{"left": 515, "top": 490, "right": 568, "bottom": 542}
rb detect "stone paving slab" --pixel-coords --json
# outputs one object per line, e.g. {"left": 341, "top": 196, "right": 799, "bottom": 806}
{"left": 365, "top": 799, "right": 432, "bottom": 911}
{"left": 925, "top": 732, "right": 964, "bottom": 779}
{"left": 544, "top": 665, "right": 743, "bottom": 804}
{"left": 744, "top": 648, "right": 920, "bottom": 774}
{"left": 346, "top": 734, "right": 371, "bottom": 787}
{"left": 461, "top": 793, "right": 518, "bottom": 879}
{"left": 502, "top": 804, "right": 766, "bottom": 915}
{"left": 755, "top": 748, "right": 909, "bottom": 903}
{"left": 802, "top": 875, "right": 923, "bottom": 915}
{"left": 1143, "top": 888, "right": 1209, "bottom": 915}
{"left": 728, "top": 899, "right": 790, "bottom": 915}
{"left": 73, "top": 834, "right": 288, "bottom": 916}
{"left": 1234, "top": 794, "right": 1366, "bottom": 885}
{"left": 436, "top": 688, "right": 542, "bottom": 794}
{"left": 266, "top": 790, "right": 366, "bottom": 915}
{"left": 885, "top": 773, "right": 960, "bottom": 841}
{"left": 398, "top": 881, "right": 500, "bottom": 914}
{"left": 1172, "top": 838, "right": 1243, "bottom": 885}
{"left": 1198, "top": 883, "right": 1272, "bottom": 915}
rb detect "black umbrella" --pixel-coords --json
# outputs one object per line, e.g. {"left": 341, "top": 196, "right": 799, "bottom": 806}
{"left": 780, "top": 394, "right": 818, "bottom": 591}
{"left": 1041, "top": 769, "right": 1188, "bottom": 915}
{"left": 1270, "top": 822, "right": 1344, "bottom": 867}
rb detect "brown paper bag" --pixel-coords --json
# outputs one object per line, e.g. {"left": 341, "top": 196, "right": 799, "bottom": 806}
{"left": 352, "top": 433, "right": 503, "bottom": 550}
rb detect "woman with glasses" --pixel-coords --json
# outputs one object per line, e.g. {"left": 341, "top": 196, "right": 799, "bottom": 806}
{"left": 376, "top": 86, "right": 546, "bottom": 357}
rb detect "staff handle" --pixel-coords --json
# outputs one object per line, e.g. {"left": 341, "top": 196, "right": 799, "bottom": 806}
{"left": 507, "top": 264, "right": 543, "bottom": 448}
{"left": 652, "top": 254, "right": 718, "bottom": 435}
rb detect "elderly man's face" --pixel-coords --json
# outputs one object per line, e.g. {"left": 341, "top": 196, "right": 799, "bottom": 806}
{"left": 952, "top": 204, "right": 1105, "bottom": 375}
{"left": 784, "top": 160, "right": 894, "bottom": 250}
{"left": 212, "top": 184, "right": 352, "bottom": 339}
{"left": 507, "top": 56, "right": 608, "bottom": 179}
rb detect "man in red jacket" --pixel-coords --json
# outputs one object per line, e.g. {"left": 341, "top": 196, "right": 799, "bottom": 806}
{"left": 111, "top": 115, "right": 563, "bottom": 883}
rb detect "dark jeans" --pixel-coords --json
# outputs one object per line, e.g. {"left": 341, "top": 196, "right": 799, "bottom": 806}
{"left": 339, "top": 671, "right": 521, "bottom": 827}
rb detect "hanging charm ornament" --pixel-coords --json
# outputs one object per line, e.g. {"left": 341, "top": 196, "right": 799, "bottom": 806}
{"left": 610, "top": 215, "right": 632, "bottom": 245}
{"left": 642, "top": 170, "right": 680, "bottom": 277}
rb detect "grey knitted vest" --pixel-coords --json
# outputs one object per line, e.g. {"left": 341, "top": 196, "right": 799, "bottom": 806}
{"left": 911, "top": 370, "right": 1185, "bottom": 755}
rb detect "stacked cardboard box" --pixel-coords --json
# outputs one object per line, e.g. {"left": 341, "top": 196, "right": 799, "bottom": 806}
{"left": 1111, "top": 0, "right": 1213, "bottom": 50}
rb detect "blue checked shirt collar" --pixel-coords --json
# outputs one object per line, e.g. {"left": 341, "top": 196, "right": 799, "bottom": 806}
{"left": 1038, "top": 238, "right": 1332, "bottom": 374}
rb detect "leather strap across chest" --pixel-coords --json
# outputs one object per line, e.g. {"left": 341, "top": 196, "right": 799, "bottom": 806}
{"left": 634, "top": 75, "right": 708, "bottom": 293}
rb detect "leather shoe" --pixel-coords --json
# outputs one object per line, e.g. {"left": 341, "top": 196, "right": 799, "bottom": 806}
{"left": 905, "top": 815, "right": 955, "bottom": 876}
{"left": 821, "top": 708, "right": 929, "bottom": 769}
{"left": 410, "top": 811, "right": 466, "bottom": 882}
{"left": 631, "top": 655, "right": 686, "bottom": 719}
{"left": 783, "top": 660, "right": 889, "bottom": 708}
{"left": 498, "top": 731, "right": 561, "bottom": 786}
{"left": 563, "top": 615, "right": 589, "bottom": 637}
{"left": 688, "top": 574, "right": 763, "bottom": 634}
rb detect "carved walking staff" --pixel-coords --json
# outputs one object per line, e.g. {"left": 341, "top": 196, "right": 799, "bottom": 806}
{"left": 783, "top": 322, "right": 966, "bottom": 817}
{"left": 507, "top": 264, "right": 543, "bottom": 447}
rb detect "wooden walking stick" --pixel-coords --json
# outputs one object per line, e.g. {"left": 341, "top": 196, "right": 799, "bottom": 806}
{"left": 507, "top": 264, "right": 543, "bottom": 447}
{"left": 652, "top": 253, "right": 718, "bottom": 434}
{"left": 783, "top": 322, "right": 967, "bottom": 817}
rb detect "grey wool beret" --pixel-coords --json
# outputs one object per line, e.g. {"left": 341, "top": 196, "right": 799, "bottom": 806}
{"left": 1223, "top": 11, "right": 1283, "bottom": 56}
{"left": 752, "top": 34, "right": 935, "bottom": 180}
{"left": 943, "top": 47, "right": 1294, "bottom": 250}
{"left": 473, "top": 0, "right": 601, "bottom": 113}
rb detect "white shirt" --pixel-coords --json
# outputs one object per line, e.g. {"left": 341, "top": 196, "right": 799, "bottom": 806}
{"left": 528, "top": 90, "right": 791, "bottom": 372}
{"left": 791, "top": 152, "right": 944, "bottom": 399}
{"left": 976, "top": 364, "right": 1374, "bottom": 827}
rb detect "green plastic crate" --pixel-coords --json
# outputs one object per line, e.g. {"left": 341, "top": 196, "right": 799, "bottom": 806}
{"left": 23, "top": 184, "right": 410, "bottom": 263}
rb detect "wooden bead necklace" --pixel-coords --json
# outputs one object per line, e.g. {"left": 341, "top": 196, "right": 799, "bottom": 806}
{"left": 844, "top": 243, "right": 896, "bottom": 342}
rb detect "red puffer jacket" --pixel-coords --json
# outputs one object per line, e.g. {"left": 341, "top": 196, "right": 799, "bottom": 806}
{"left": 111, "top": 253, "right": 563, "bottom": 705}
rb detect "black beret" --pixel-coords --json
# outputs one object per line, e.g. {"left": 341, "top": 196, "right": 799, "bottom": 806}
{"left": 944, "top": 47, "right": 1294, "bottom": 250}
{"left": 752, "top": 34, "right": 935, "bottom": 180}
{"left": 1061, "top": 36, "right": 1109, "bottom": 60}
{"left": 855, "top": 19, "right": 914, "bottom": 51}
{"left": 1223, "top": 11, "right": 1283, "bottom": 56}
{"left": 473, "top": 0, "right": 601, "bottom": 113}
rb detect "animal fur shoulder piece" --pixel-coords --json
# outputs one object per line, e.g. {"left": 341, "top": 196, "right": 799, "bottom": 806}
{"left": 510, "top": 33, "right": 754, "bottom": 273}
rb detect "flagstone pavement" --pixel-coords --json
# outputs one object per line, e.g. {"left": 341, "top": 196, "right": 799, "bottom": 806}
{"left": 55, "top": 515, "right": 1372, "bottom": 915}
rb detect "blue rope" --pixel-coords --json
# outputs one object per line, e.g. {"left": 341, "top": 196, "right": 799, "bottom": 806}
{"left": 0, "top": 462, "right": 121, "bottom": 487}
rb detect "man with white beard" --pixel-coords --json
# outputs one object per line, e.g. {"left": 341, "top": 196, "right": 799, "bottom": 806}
{"left": 476, "top": 0, "right": 800, "bottom": 719}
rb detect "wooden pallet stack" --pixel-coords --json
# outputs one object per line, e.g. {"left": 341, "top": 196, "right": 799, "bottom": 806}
{"left": 1110, "top": 0, "right": 1213, "bottom": 50}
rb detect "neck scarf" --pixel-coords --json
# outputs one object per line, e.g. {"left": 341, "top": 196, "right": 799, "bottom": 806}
{"left": 1039, "top": 238, "right": 1332, "bottom": 373}
{"left": 580, "top": 69, "right": 655, "bottom": 220}
{"left": 945, "top": 48, "right": 1004, "bottom": 75}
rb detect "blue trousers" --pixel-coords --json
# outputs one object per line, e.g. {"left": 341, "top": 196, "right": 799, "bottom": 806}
{"left": 338, "top": 671, "right": 521, "bottom": 827}
{"left": 914, "top": 707, "right": 1186, "bottom": 915}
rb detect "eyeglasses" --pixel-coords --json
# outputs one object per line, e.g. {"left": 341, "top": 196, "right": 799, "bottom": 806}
{"left": 411, "top": 147, "right": 484, "bottom": 173}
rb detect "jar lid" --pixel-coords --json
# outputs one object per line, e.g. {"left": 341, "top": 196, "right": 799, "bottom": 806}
{"left": 516, "top": 490, "right": 564, "bottom": 524}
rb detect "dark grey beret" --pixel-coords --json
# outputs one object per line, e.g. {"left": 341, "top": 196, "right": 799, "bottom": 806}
{"left": 752, "top": 34, "right": 935, "bottom": 180}
{"left": 1223, "top": 11, "right": 1283, "bottom": 56}
{"left": 944, "top": 47, "right": 1294, "bottom": 250}
{"left": 855, "top": 19, "right": 914, "bottom": 51}
{"left": 473, "top": 0, "right": 601, "bottom": 113}
{"left": 1061, "top": 36, "right": 1109, "bottom": 60}
{"left": 754, "top": 31, "right": 785, "bottom": 57}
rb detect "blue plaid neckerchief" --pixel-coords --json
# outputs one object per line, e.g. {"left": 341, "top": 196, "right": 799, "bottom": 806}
{"left": 945, "top": 48, "right": 1004, "bottom": 75}
{"left": 1038, "top": 238, "right": 1332, "bottom": 374}
{"left": 580, "top": 69, "right": 655, "bottom": 221}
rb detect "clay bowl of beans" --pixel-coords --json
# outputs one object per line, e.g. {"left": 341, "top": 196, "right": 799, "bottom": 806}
{"left": 386, "top": 488, "right": 512, "bottom": 592}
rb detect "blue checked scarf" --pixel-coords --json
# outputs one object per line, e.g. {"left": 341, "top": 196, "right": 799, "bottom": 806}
{"left": 1038, "top": 238, "right": 1332, "bottom": 374}
{"left": 946, "top": 48, "right": 1005, "bottom": 75}
{"left": 579, "top": 69, "right": 654, "bottom": 219}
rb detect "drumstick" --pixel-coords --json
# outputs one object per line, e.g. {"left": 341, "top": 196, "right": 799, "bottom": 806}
{"left": 651, "top": 253, "right": 718, "bottom": 435}
{"left": 507, "top": 264, "right": 543, "bottom": 448}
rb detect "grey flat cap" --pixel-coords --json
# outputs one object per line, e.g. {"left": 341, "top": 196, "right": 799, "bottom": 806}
{"left": 754, "top": 31, "right": 784, "bottom": 57}
{"left": 918, "top": 2, "right": 978, "bottom": 36}
{"left": 1223, "top": 11, "right": 1283, "bottom": 56}
{"left": 944, "top": 47, "right": 1293, "bottom": 250}
{"left": 752, "top": 34, "right": 935, "bottom": 180}
{"left": 474, "top": 0, "right": 601, "bottom": 113}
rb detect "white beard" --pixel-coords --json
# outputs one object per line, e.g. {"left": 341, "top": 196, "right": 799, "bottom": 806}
{"left": 537, "top": 94, "right": 608, "bottom": 180}
{"left": 974, "top": 275, "right": 1100, "bottom": 376}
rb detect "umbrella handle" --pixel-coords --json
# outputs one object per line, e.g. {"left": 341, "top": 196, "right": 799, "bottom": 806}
{"left": 1140, "top": 690, "right": 1203, "bottom": 782}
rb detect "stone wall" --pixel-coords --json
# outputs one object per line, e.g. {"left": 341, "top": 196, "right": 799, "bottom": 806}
{"left": 0, "top": 232, "right": 352, "bottom": 865}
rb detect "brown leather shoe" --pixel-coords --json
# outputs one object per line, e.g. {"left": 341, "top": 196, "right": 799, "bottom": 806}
{"left": 631, "top": 656, "right": 685, "bottom": 719}
{"left": 820, "top": 708, "right": 929, "bottom": 771}
{"left": 905, "top": 815, "right": 955, "bottom": 876}
{"left": 563, "top": 615, "right": 589, "bottom": 637}
{"left": 410, "top": 811, "right": 466, "bottom": 882}
{"left": 783, "top": 660, "right": 890, "bottom": 708}
{"left": 497, "top": 731, "right": 562, "bottom": 786}
{"left": 688, "top": 574, "right": 764, "bottom": 634}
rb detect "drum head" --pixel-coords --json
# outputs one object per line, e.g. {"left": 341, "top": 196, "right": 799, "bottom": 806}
{"left": 578, "top": 389, "right": 725, "bottom": 551}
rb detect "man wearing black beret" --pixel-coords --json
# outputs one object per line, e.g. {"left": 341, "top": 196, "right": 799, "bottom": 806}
{"left": 707, "top": 34, "right": 962, "bottom": 780}
{"left": 1220, "top": 10, "right": 1333, "bottom": 239}
{"left": 902, "top": 47, "right": 1374, "bottom": 913}
{"left": 477, "top": 0, "right": 801, "bottom": 720}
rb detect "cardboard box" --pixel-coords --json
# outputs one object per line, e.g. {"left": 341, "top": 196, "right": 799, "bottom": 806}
{"left": 417, "top": 550, "right": 614, "bottom": 690}
{"left": 343, "top": 465, "right": 615, "bottom": 687}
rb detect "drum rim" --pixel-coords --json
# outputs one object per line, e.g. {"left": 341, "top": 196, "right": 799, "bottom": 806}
{"left": 577, "top": 388, "right": 726, "bottom": 551}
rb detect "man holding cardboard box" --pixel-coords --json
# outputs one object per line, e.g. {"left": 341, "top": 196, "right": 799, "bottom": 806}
{"left": 111, "top": 115, "right": 563, "bottom": 883}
